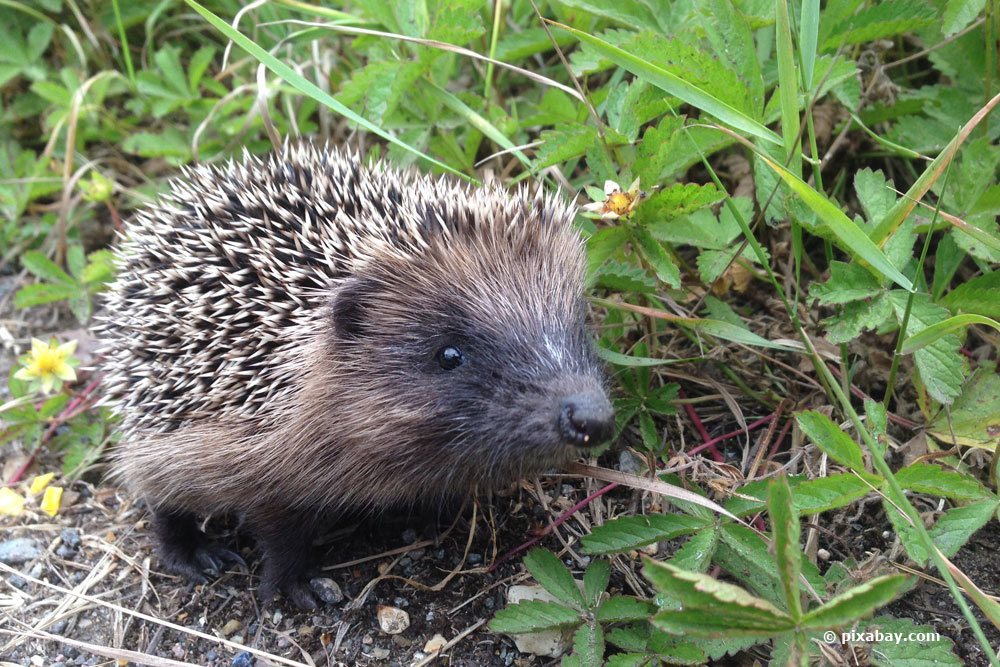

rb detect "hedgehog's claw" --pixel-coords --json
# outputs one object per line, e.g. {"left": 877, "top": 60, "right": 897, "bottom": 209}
{"left": 258, "top": 575, "right": 318, "bottom": 611}
{"left": 153, "top": 509, "right": 244, "bottom": 584}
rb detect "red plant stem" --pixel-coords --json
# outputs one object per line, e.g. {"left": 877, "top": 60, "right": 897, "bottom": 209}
{"left": 767, "top": 417, "right": 794, "bottom": 460}
{"left": 488, "top": 482, "right": 619, "bottom": 572}
{"left": 6, "top": 377, "right": 102, "bottom": 486}
{"left": 679, "top": 389, "right": 725, "bottom": 462}
{"left": 686, "top": 413, "right": 776, "bottom": 457}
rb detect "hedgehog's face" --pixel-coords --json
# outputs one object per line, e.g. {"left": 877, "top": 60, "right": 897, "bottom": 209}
{"left": 327, "top": 212, "right": 614, "bottom": 489}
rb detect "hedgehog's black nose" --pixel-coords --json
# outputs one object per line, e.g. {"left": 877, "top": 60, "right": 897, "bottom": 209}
{"left": 559, "top": 393, "right": 615, "bottom": 447}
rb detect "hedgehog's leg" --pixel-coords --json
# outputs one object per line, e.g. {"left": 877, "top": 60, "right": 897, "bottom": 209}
{"left": 152, "top": 509, "right": 246, "bottom": 583}
{"left": 252, "top": 512, "right": 319, "bottom": 610}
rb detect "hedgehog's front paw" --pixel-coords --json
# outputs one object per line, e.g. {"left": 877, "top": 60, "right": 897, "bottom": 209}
{"left": 258, "top": 570, "right": 318, "bottom": 611}
{"left": 164, "top": 543, "right": 246, "bottom": 582}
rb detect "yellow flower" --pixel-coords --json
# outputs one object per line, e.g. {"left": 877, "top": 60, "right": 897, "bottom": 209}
{"left": 0, "top": 488, "right": 25, "bottom": 516}
{"left": 29, "top": 472, "right": 55, "bottom": 495}
{"left": 41, "top": 486, "right": 63, "bottom": 517}
{"left": 14, "top": 338, "right": 79, "bottom": 394}
{"left": 582, "top": 178, "right": 646, "bottom": 220}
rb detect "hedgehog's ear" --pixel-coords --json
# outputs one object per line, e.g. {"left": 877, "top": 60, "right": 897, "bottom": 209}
{"left": 331, "top": 278, "right": 371, "bottom": 340}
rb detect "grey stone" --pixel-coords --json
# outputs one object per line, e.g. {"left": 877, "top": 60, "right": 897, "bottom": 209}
{"left": 309, "top": 577, "right": 344, "bottom": 605}
{"left": 60, "top": 528, "right": 81, "bottom": 549}
{"left": 0, "top": 538, "right": 42, "bottom": 564}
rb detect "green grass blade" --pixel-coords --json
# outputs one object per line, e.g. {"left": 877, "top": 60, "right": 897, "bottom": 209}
{"left": 185, "top": 0, "right": 463, "bottom": 177}
{"left": 713, "top": 126, "right": 913, "bottom": 290}
{"left": 870, "top": 90, "right": 1000, "bottom": 245}
{"left": 775, "top": 0, "right": 801, "bottom": 175}
{"left": 900, "top": 314, "right": 1000, "bottom": 353}
{"left": 550, "top": 21, "right": 782, "bottom": 146}
{"left": 799, "top": 0, "right": 820, "bottom": 88}
{"left": 431, "top": 82, "right": 532, "bottom": 169}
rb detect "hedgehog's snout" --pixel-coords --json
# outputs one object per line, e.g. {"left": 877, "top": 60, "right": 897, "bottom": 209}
{"left": 557, "top": 391, "right": 614, "bottom": 448}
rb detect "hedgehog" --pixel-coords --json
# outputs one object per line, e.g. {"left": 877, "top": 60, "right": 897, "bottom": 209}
{"left": 99, "top": 142, "right": 615, "bottom": 609}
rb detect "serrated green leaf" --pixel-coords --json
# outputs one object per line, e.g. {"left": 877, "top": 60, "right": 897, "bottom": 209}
{"left": 644, "top": 559, "right": 792, "bottom": 630}
{"left": 725, "top": 474, "right": 876, "bottom": 516}
{"left": 811, "top": 262, "right": 884, "bottom": 304}
{"left": 796, "top": 411, "right": 865, "bottom": 471}
{"left": 649, "top": 195, "right": 747, "bottom": 249}
{"left": 21, "top": 250, "right": 74, "bottom": 285}
{"left": 653, "top": 607, "right": 788, "bottom": 636}
{"left": 556, "top": 0, "right": 657, "bottom": 29}
{"left": 14, "top": 283, "right": 78, "bottom": 309}
{"left": 489, "top": 599, "right": 581, "bottom": 634}
{"left": 854, "top": 168, "right": 897, "bottom": 225}
{"left": 889, "top": 292, "right": 967, "bottom": 404}
{"left": 633, "top": 227, "right": 680, "bottom": 288}
{"left": 680, "top": 317, "right": 796, "bottom": 351}
{"left": 596, "top": 596, "right": 656, "bottom": 623}
{"left": 930, "top": 499, "right": 1000, "bottom": 558}
{"left": 583, "top": 560, "right": 610, "bottom": 609}
{"left": 768, "top": 475, "right": 802, "bottom": 620}
{"left": 823, "top": 294, "right": 893, "bottom": 344}
{"left": 865, "top": 616, "right": 962, "bottom": 667}
{"left": 553, "top": 24, "right": 781, "bottom": 145}
{"left": 928, "top": 363, "right": 1000, "bottom": 450}
{"left": 534, "top": 126, "right": 597, "bottom": 170}
{"left": 581, "top": 513, "right": 707, "bottom": 555}
{"left": 822, "top": 0, "right": 935, "bottom": 50}
{"left": 940, "top": 271, "right": 1000, "bottom": 318}
{"left": 570, "top": 622, "right": 605, "bottom": 667}
{"left": 894, "top": 463, "right": 991, "bottom": 501}
{"left": 595, "top": 260, "right": 659, "bottom": 293}
{"left": 524, "top": 548, "right": 586, "bottom": 609}
{"left": 668, "top": 525, "right": 719, "bottom": 572}
{"left": 800, "top": 574, "right": 908, "bottom": 629}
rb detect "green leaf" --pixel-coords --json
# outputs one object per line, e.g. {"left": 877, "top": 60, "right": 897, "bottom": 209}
{"left": 596, "top": 596, "right": 656, "bottom": 623}
{"left": 902, "top": 314, "right": 1000, "bottom": 354}
{"left": 184, "top": 0, "right": 460, "bottom": 177}
{"left": 489, "top": 600, "right": 581, "bottom": 634}
{"left": 645, "top": 560, "right": 793, "bottom": 632}
{"left": 821, "top": 0, "right": 934, "bottom": 50}
{"left": 749, "top": 147, "right": 912, "bottom": 290}
{"left": 553, "top": 24, "right": 782, "bottom": 145}
{"left": 854, "top": 168, "right": 898, "bottom": 225}
{"left": 534, "top": 126, "right": 597, "bottom": 170}
{"left": 768, "top": 475, "right": 802, "bottom": 620}
{"left": 942, "top": 0, "right": 988, "bottom": 37}
{"left": 928, "top": 362, "right": 1000, "bottom": 450}
{"left": 596, "top": 346, "right": 688, "bottom": 367}
{"left": 13, "top": 283, "right": 78, "bottom": 309}
{"left": 822, "top": 294, "right": 893, "bottom": 344}
{"left": 633, "top": 227, "right": 681, "bottom": 288}
{"left": 810, "top": 261, "right": 883, "bottom": 305}
{"left": 894, "top": 463, "right": 991, "bottom": 501}
{"left": 21, "top": 250, "right": 74, "bottom": 285}
{"left": 556, "top": 0, "right": 657, "bottom": 29}
{"left": 800, "top": 574, "right": 908, "bottom": 629}
{"left": 796, "top": 411, "right": 865, "bottom": 471}
{"left": 940, "top": 271, "right": 1000, "bottom": 318}
{"left": 586, "top": 226, "right": 630, "bottom": 277}
{"left": 523, "top": 548, "right": 586, "bottom": 609}
{"left": 725, "top": 474, "right": 876, "bottom": 516}
{"left": 568, "top": 622, "right": 605, "bottom": 667}
{"left": 595, "top": 260, "right": 659, "bottom": 293}
{"left": 583, "top": 560, "right": 610, "bottom": 609}
{"left": 889, "top": 292, "right": 967, "bottom": 404}
{"left": 865, "top": 616, "right": 962, "bottom": 667}
{"left": 668, "top": 525, "right": 719, "bottom": 572}
{"left": 930, "top": 499, "right": 1000, "bottom": 558}
{"left": 580, "top": 513, "right": 707, "bottom": 555}
{"left": 680, "top": 318, "right": 796, "bottom": 351}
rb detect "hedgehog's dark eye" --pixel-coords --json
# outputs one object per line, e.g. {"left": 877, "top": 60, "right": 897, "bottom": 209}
{"left": 437, "top": 346, "right": 464, "bottom": 370}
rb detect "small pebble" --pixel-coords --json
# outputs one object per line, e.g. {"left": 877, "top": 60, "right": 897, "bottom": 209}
{"left": 60, "top": 528, "right": 81, "bottom": 549}
{"left": 231, "top": 651, "right": 253, "bottom": 667}
{"left": 370, "top": 647, "right": 390, "bottom": 660}
{"left": 309, "top": 577, "right": 344, "bottom": 604}
{"left": 423, "top": 634, "right": 447, "bottom": 654}
{"left": 56, "top": 545, "right": 77, "bottom": 559}
{"left": 206, "top": 650, "right": 218, "bottom": 661}
{"left": 466, "top": 553, "right": 482, "bottom": 566}
{"left": 618, "top": 449, "right": 644, "bottom": 475}
{"left": 221, "top": 619, "right": 242, "bottom": 636}
{"left": 0, "top": 538, "right": 42, "bottom": 564}
{"left": 401, "top": 528, "right": 419, "bottom": 543}
{"left": 51, "top": 620, "right": 67, "bottom": 634}
{"left": 30, "top": 656, "right": 44, "bottom": 666}
{"left": 376, "top": 605, "right": 410, "bottom": 635}
{"left": 8, "top": 574, "right": 26, "bottom": 589}
{"left": 171, "top": 643, "right": 186, "bottom": 660}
